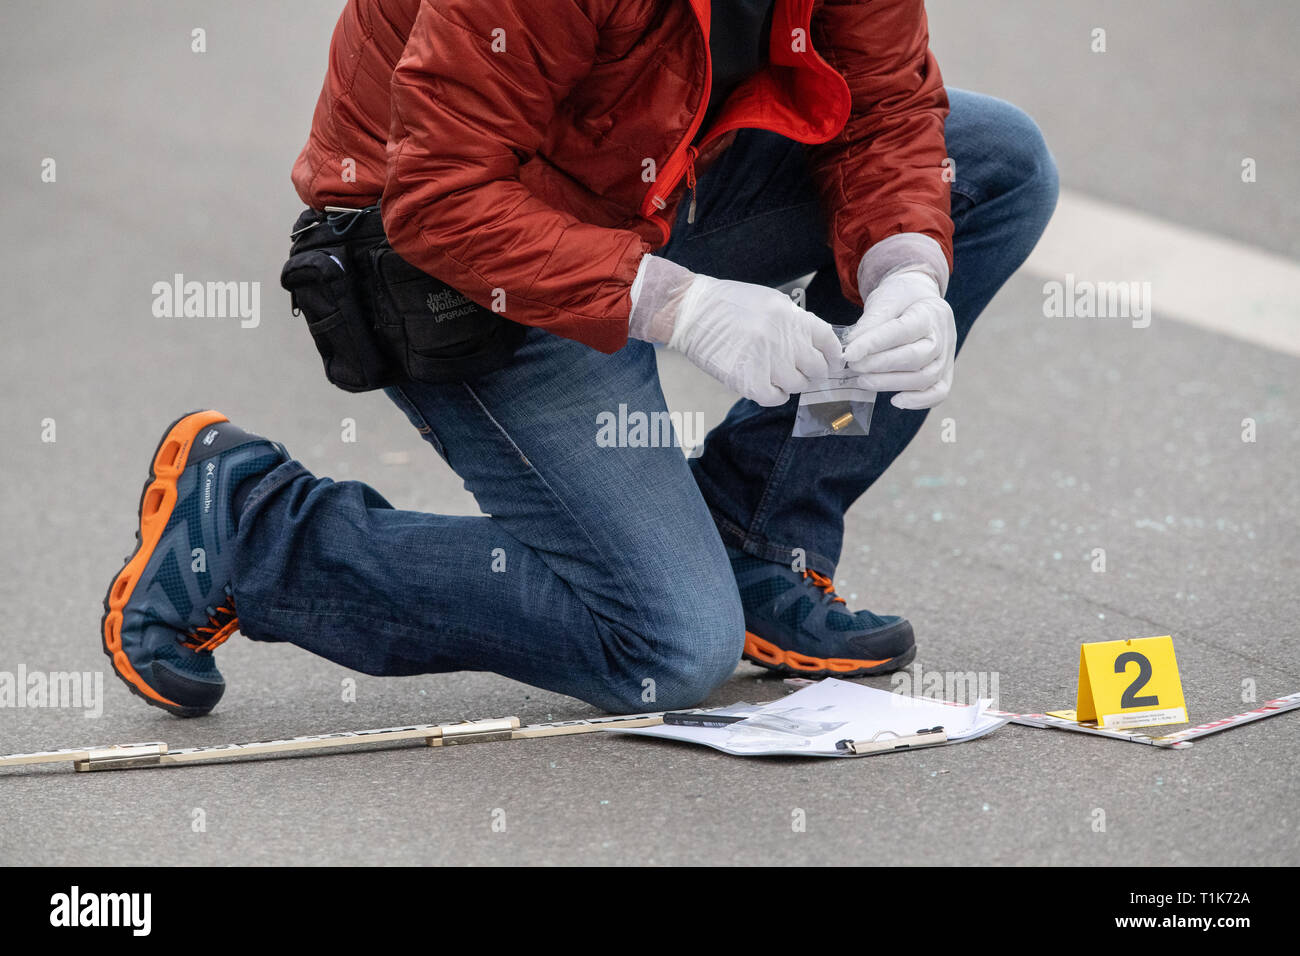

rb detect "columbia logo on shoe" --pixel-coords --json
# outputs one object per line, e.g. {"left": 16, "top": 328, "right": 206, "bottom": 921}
{"left": 202, "top": 429, "right": 219, "bottom": 446}
{"left": 202, "top": 461, "right": 215, "bottom": 514}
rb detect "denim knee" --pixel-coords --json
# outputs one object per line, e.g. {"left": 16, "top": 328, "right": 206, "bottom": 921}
{"left": 659, "top": 595, "right": 746, "bottom": 709}
{"left": 598, "top": 577, "right": 745, "bottom": 714}
{"left": 994, "top": 100, "right": 1060, "bottom": 232}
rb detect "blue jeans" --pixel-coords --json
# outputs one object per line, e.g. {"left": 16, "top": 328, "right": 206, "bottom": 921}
{"left": 234, "top": 89, "right": 1059, "bottom": 713}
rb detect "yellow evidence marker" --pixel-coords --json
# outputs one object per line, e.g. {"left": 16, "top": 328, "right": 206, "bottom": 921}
{"left": 1050, "top": 636, "right": 1188, "bottom": 730}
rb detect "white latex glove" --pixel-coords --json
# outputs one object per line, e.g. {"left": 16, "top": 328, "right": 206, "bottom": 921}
{"left": 843, "top": 269, "right": 956, "bottom": 409}
{"left": 629, "top": 254, "right": 842, "bottom": 407}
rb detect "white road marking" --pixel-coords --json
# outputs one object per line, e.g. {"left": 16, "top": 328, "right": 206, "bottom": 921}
{"left": 1023, "top": 188, "right": 1300, "bottom": 356}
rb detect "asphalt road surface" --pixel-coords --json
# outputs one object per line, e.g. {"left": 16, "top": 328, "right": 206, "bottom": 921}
{"left": 1, "top": 1, "right": 1296, "bottom": 865}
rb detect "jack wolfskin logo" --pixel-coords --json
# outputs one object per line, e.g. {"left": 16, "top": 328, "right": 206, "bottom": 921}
{"left": 202, "top": 429, "right": 219, "bottom": 446}
{"left": 426, "top": 289, "right": 476, "bottom": 323}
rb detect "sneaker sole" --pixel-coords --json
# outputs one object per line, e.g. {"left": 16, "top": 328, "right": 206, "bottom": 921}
{"left": 742, "top": 631, "right": 917, "bottom": 678}
{"left": 100, "top": 409, "right": 229, "bottom": 718}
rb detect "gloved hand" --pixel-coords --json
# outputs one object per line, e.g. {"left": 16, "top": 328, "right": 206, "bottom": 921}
{"left": 843, "top": 269, "right": 956, "bottom": 410}
{"left": 629, "top": 254, "right": 842, "bottom": 407}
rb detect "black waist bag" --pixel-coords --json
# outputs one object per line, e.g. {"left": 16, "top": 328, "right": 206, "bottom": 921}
{"left": 280, "top": 207, "right": 526, "bottom": 391}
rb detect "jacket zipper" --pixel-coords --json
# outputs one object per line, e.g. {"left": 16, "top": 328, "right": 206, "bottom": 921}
{"left": 650, "top": 136, "right": 712, "bottom": 224}
{"left": 645, "top": 0, "right": 838, "bottom": 234}
{"left": 643, "top": 4, "right": 712, "bottom": 229}
{"left": 685, "top": 146, "right": 699, "bottom": 223}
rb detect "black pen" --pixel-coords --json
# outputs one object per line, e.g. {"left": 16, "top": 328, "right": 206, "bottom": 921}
{"left": 663, "top": 712, "right": 749, "bottom": 728}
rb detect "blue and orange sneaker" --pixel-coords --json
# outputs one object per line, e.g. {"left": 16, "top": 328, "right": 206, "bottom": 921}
{"left": 101, "top": 411, "right": 287, "bottom": 717}
{"left": 728, "top": 546, "right": 915, "bottom": 677}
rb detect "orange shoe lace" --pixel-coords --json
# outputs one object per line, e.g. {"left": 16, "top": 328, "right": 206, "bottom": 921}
{"left": 803, "top": 569, "right": 846, "bottom": 605}
{"left": 180, "top": 586, "right": 239, "bottom": 652}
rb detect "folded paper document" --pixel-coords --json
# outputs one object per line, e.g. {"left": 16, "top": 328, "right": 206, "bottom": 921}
{"left": 609, "top": 678, "right": 1008, "bottom": 757}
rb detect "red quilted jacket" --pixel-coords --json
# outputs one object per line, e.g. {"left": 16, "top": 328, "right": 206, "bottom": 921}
{"left": 292, "top": 0, "right": 952, "bottom": 354}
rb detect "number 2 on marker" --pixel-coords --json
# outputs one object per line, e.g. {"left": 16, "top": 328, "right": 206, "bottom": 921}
{"left": 1114, "top": 651, "right": 1160, "bottom": 708}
